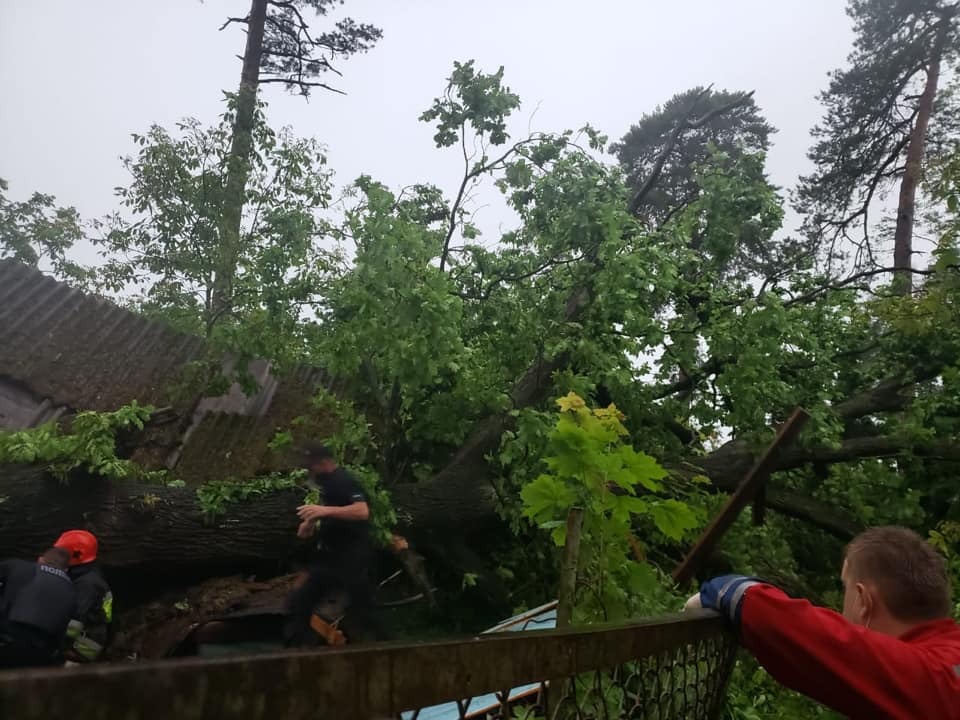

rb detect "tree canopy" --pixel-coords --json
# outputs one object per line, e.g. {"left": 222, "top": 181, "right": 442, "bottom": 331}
{"left": 2, "top": 2, "right": 960, "bottom": 717}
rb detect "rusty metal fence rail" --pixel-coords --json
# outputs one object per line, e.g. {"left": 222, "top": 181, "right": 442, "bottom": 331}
{"left": 0, "top": 610, "right": 736, "bottom": 720}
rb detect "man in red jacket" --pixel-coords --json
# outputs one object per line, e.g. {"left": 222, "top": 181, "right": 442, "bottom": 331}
{"left": 686, "top": 526, "right": 960, "bottom": 719}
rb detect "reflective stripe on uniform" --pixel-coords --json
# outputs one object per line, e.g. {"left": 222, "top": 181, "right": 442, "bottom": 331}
{"left": 727, "top": 580, "right": 760, "bottom": 624}
{"left": 102, "top": 592, "right": 113, "bottom": 623}
{"left": 73, "top": 635, "right": 103, "bottom": 660}
{"left": 66, "top": 619, "right": 85, "bottom": 640}
{"left": 66, "top": 618, "right": 105, "bottom": 661}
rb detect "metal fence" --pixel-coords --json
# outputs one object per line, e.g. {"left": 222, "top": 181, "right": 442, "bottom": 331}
{"left": 0, "top": 610, "right": 736, "bottom": 720}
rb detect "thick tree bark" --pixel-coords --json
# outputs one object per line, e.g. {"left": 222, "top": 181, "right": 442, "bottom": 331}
{"left": 0, "top": 359, "right": 947, "bottom": 570}
{"left": 0, "top": 460, "right": 523, "bottom": 571}
{"left": 0, "top": 467, "right": 303, "bottom": 569}
{"left": 212, "top": 0, "right": 268, "bottom": 324}
{"left": 892, "top": 21, "right": 946, "bottom": 295}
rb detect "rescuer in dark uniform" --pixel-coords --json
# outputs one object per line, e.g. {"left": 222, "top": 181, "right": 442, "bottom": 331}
{"left": 54, "top": 530, "right": 113, "bottom": 663}
{"left": 285, "top": 442, "right": 379, "bottom": 646}
{"left": 0, "top": 547, "right": 78, "bottom": 669}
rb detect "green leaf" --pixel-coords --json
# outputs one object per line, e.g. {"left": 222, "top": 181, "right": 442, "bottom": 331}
{"left": 538, "top": 520, "right": 564, "bottom": 530}
{"left": 461, "top": 572, "right": 479, "bottom": 589}
{"left": 622, "top": 450, "right": 667, "bottom": 492}
{"left": 625, "top": 562, "right": 659, "bottom": 596}
{"left": 521, "top": 474, "right": 576, "bottom": 521}
{"left": 650, "top": 499, "right": 699, "bottom": 541}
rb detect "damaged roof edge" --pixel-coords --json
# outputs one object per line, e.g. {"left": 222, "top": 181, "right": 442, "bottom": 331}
{"left": 0, "top": 259, "right": 342, "bottom": 479}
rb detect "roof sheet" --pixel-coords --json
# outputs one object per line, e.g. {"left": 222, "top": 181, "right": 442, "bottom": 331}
{"left": 0, "top": 260, "right": 337, "bottom": 479}
{"left": 0, "top": 259, "right": 204, "bottom": 414}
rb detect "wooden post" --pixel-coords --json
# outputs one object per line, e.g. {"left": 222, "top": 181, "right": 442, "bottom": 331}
{"left": 548, "top": 507, "right": 584, "bottom": 718}
{"left": 556, "top": 507, "right": 584, "bottom": 628}
{"left": 672, "top": 407, "right": 810, "bottom": 587}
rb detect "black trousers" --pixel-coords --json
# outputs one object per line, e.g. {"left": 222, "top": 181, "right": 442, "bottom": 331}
{"left": 0, "top": 622, "right": 62, "bottom": 669}
{"left": 284, "top": 543, "right": 385, "bottom": 646}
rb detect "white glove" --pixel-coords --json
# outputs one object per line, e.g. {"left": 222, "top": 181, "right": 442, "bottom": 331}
{"left": 682, "top": 591, "right": 702, "bottom": 611}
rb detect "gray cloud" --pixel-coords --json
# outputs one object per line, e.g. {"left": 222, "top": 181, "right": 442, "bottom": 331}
{"left": 0, "top": 0, "right": 852, "bottom": 261}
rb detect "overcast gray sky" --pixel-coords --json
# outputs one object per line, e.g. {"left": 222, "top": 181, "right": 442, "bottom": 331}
{"left": 1, "top": 0, "right": 853, "bottom": 258}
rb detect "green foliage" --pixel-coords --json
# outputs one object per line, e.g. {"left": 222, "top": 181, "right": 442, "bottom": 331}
{"left": 521, "top": 393, "right": 703, "bottom": 621}
{"left": 0, "top": 177, "right": 89, "bottom": 282}
{"left": 9, "top": 45, "right": 960, "bottom": 719}
{"left": 196, "top": 470, "right": 306, "bottom": 521}
{"left": 305, "top": 389, "right": 373, "bottom": 460}
{"left": 345, "top": 463, "right": 397, "bottom": 547}
{"left": 796, "top": 0, "right": 960, "bottom": 263}
{"left": 318, "top": 177, "right": 470, "bottom": 448}
{"left": 929, "top": 521, "right": 960, "bottom": 619}
{"left": 0, "top": 402, "right": 154, "bottom": 480}
{"left": 420, "top": 60, "right": 521, "bottom": 148}
{"left": 93, "top": 98, "right": 335, "bottom": 367}
{"left": 724, "top": 659, "right": 840, "bottom": 720}
{"left": 267, "top": 428, "right": 294, "bottom": 452}
{"left": 929, "top": 144, "right": 960, "bottom": 247}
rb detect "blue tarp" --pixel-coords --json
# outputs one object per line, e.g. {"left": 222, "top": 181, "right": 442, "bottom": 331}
{"left": 401, "top": 601, "right": 557, "bottom": 720}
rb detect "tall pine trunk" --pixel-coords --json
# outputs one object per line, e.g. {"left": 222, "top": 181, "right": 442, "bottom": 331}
{"left": 211, "top": 0, "right": 268, "bottom": 329}
{"left": 892, "top": 23, "right": 947, "bottom": 296}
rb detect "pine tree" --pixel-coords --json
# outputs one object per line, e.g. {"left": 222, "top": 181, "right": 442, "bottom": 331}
{"left": 612, "top": 87, "right": 774, "bottom": 230}
{"left": 214, "top": 0, "right": 381, "bottom": 318}
{"left": 797, "top": 0, "right": 960, "bottom": 293}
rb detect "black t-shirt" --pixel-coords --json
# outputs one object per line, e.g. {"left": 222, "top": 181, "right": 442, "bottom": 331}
{"left": 315, "top": 467, "right": 369, "bottom": 552}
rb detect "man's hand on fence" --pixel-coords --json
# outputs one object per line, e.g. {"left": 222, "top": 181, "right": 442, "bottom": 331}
{"left": 686, "top": 575, "right": 762, "bottom": 625}
{"left": 683, "top": 592, "right": 702, "bottom": 611}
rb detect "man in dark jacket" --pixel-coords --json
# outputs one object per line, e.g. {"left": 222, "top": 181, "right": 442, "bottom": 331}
{"left": 0, "top": 547, "right": 77, "bottom": 669}
{"left": 54, "top": 530, "right": 113, "bottom": 663}
{"left": 285, "top": 443, "right": 380, "bottom": 646}
{"left": 685, "top": 526, "right": 960, "bottom": 720}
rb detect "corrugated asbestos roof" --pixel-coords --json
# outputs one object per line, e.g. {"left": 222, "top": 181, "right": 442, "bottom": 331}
{"left": 0, "top": 259, "right": 205, "bottom": 415}
{"left": 0, "top": 259, "right": 338, "bottom": 480}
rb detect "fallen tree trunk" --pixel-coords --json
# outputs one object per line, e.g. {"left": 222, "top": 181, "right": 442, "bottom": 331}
{"left": 0, "top": 433, "right": 868, "bottom": 574}
{"left": 0, "top": 466, "right": 452, "bottom": 574}
{"left": 1, "top": 372, "right": 947, "bottom": 570}
{"left": 0, "top": 466, "right": 304, "bottom": 569}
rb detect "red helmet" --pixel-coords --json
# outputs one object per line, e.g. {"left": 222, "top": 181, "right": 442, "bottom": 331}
{"left": 54, "top": 529, "right": 98, "bottom": 566}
